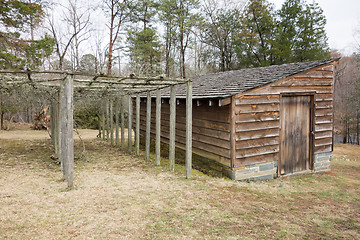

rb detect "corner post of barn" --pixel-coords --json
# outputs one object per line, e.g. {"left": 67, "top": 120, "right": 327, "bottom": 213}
{"left": 169, "top": 85, "right": 176, "bottom": 171}
{"left": 155, "top": 88, "right": 161, "bottom": 166}
{"left": 127, "top": 94, "right": 133, "bottom": 152}
{"left": 186, "top": 80, "right": 192, "bottom": 179}
{"left": 135, "top": 94, "right": 140, "bottom": 155}
{"left": 145, "top": 91, "right": 151, "bottom": 161}
{"left": 59, "top": 74, "right": 74, "bottom": 188}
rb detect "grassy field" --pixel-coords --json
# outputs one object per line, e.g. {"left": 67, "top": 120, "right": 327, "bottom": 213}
{"left": 0, "top": 127, "right": 359, "bottom": 239}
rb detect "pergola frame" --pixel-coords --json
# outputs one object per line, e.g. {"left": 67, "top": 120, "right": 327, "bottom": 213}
{"left": 0, "top": 70, "right": 193, "bottom": 188}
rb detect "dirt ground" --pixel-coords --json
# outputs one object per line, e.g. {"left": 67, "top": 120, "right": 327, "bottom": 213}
{"left": 0, "top": 127, "right": 359, "bottom": 239}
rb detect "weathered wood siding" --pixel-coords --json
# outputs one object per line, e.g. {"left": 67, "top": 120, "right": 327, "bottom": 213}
{"left": 134, "top": 100, "right": 232, "bottom": 167}
{"left": 234, "top": 63, "right": 335, "bottom": 168}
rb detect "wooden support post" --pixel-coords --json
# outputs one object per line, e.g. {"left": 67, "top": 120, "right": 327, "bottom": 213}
{"left": 155, "top": 89, "right": 161, "bottom": 166}
{"left": 169, "top": 85, "right": 176, "bottom": 171}
{"left": 98, "top": 111, "right": 101, "bottom": 138}
{"left": 135, "top": 95, "right": 140, "bottom": 155}
{"left": 186, "top": 80, "right": 192, "bottom": 179}
{"left": 115, "top": 98, "right": 119, "bottom": 147}
{"left": 128, "top": 94, "right": 133, "bottom": 152}
{"left": 60, "top": 75, "right": 74, "bottom": 188}
{"left": 102, "top": 102, "right": 106, "bottom": 140}
{"left": 106, "top": 99, "right": 110, "bottom": 141}
{"left": 50, "top": 101, "right": 55, "bottom": 145}
{"left": 58, "top": 88, "right": 64, "bottom": 170}
{"left": 145, "top": 91, "right": 151, "bottom": 161}
{"left": 121, "top": 96, "right": 125, "bottom": 149}
{"left": 110, "top": 99, "right": 114, "bottom": 145}
{"left": 54, "top": 94, "right": 59, "bottom": 157}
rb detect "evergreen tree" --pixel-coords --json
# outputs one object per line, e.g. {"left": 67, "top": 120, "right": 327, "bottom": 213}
{"left": 293, "top": 1, "right": 330, "bottom": 61}
{"left": 234, "top": 0, "right": 277, "bottom": 67}
{"left": 273, "top": 0, "right": 330, "bottom": 64}
{"left": 159, "top": 0, "right": 178, "bottom": 77}
{"left": 0, "top": 0, "right": 55, "bottom": 70}
{"left": 272, "top": 0, "right": 302, "bottom": 64}
{"left": 126, "top": 0, "right": 162, "bottom": 76}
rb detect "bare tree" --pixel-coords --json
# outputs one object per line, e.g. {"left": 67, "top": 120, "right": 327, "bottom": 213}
{"left": 65, "top": 0, "right": 92, "bottom": 71}
{"left": 103, "top": 0, "right": 134, "bottom": 75}
{"left": 46, "top": 0, "right": 91, "bottom": 70}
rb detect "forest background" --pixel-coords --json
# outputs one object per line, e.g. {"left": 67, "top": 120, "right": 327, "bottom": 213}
{"left": 0, "top": 0, "right": 359, "bottom": 144}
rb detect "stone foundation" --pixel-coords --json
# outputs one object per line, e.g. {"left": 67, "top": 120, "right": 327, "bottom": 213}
{"left": 313, "top": 152, "right": 331, "bottom": 173}
{"left": 232, "top": 161, "right": 278, "bottom": 181}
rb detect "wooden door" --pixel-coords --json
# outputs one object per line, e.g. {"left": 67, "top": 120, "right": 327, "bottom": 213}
{"left": 280, "top": 95, "right": 312, "bottom": 175}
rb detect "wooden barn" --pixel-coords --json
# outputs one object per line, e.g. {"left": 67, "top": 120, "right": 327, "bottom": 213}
{"left": 135, "top": 58, "right": 339, "bottom": 180}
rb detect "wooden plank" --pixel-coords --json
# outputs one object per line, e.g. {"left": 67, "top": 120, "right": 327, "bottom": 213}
{"left": 169, "top": 85, "right": 176, "bottom": 171}
{"left": 315, "top": 115, "right": 332, "bottom": 124}
{"left": 293, "top": 71, "right": 333, "bottom": 78}
{"left": 236, "top": 120, "right": 279, "bottom": 132}
{"left": 315, "top": 94, "right": 333, "bottom": 102}
{"left": 230, "top": 96, "right": 236, "bottom": 169}
{"left": 162, "top": 104, "right": 230, "bottom": 123}
{"left": 315, "top": 137, "right": 332, "bottom": 147}
{"left": 121, "top": 96, "right": 125, "bottom": 149}
{"left": 186, "top": 81, "right": 192, "bottom": 179}
{"left": 155, "top": 89, "right": 161, "bottom": 165}
{"left": 115, "top": 98, "right": 119, "bottom": 147}
{"left": 128, "top": 95, "right": 133, "bottom": 152}
{"left": 315, "top": 130, "right": 332, "bottom": 140}
{"left": 139, "top": 130, "right": 231, "bottom": 159}
{"left": 106, "top": 99, "right": 109, "bottom": 141}
{"left": 237, "top": 144, "right": 279, "bottom": 159}
{"left": 236, "top": 136, "right": 279, "bottom": 149}
{"left": 236, "top": 111, "right": 280, "bottom": 123}
{"left": 314, "top": 144, "right": 332, "bottom": 154}
{"left": 135, "top": 95, "right": 140, "bottom": 155}
{"left": 320, "top": 65, "right": 334, "bottom": 71}
{"left": 101, "top": 101, "right": 105, "bottom": 140}
{"left": 315, "top": 108, "right": 333, "bottom": 116}
{"left": 272, "top": 79, "right": 333, "bottom": 87}
{"left": 234, "top": 152, "right": 278, "bottom": 168}
{"left": 143, "top": 101, "right": 230, "bottom": 124}
{"left": 60, "top": 75, "right": 74, "bottom": 188}
{"left": 236, "top": 128, "right": 279, "bottom": 141}
{"left": 145, "top": 91, "right": 151, "bottom": 161}
{"left": 219, "top": 97, "right": 231, "bottom": 106}
{"left": 50, "top": 101, "right": 55, "bottom": 145}
{"left": 158, "top": 136, "right": 231, "bottom": 167}
{"left": 267, "top": 86, "right": 332, "bottom": 94}
{"left": 315, "top": 123, "right": 332, "bottom": 132}
{"left": 138, "top": 109, "right": 231, "bottom": 140}
{"left": 235, "top": 103, "right": 279, "bottom": 114}
{"left": 236, "top": 94, "right": 280, "bottom": 105}
{"left": 110, "top": 99, "right": 114, "bottom": 145}
{"left": 59, "top": 86, "right": 64, "bottom": 171}
{"left": 315, "top": 101, "right": 333, "bottom": 108}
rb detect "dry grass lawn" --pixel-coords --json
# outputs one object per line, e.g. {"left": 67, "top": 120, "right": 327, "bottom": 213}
{"left": 0, "top": 126, "right": 359, "bottom": 239}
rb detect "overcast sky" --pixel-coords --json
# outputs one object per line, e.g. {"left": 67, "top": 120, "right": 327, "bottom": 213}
{"left": 269, "top": 0, "right": 360, "bottom": 55}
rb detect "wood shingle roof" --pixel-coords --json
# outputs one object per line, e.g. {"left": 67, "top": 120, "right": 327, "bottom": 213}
{"left": 172, "top": 58, "right": 338, "bottom": 99}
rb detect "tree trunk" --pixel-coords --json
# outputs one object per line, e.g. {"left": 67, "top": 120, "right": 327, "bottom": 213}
{"left": 180, "top": 32, "right": 186, "bottom": 79}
